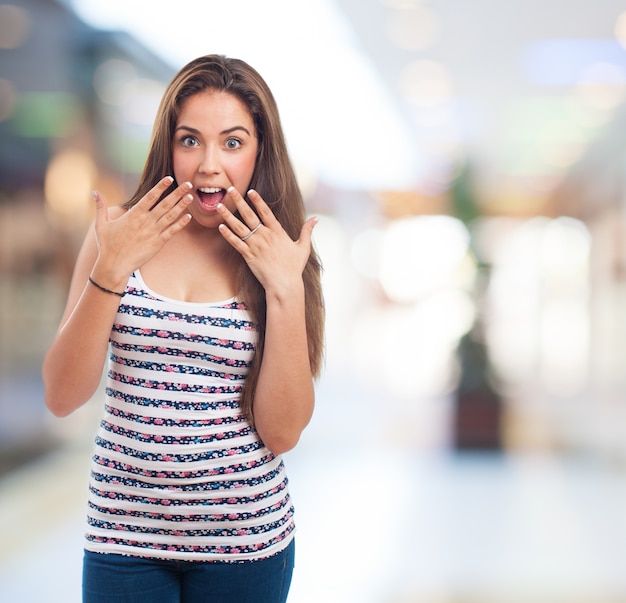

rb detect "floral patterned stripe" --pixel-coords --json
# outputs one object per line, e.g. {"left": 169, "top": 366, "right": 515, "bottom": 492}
{"left": 110, "top": 354, "right": 247, "bottom": 381}
{"left": 117, "top": 302, "right": 256, "bottom": 329}
{"left": 105, "top": 388, "right": 241, "bottom": 411}
{"left": 111, "top": 324, "right": 256, "bottom": 351}
{"left": 90, "top": 459, "right": 281, "bottom": 488}
{"left": 98, "top": 421, "right": 253, "bottom": 445}
{"left": 103, "top": 403, "right": 243, "bottom": 428}
{"left": 94, "top": 437, "right": 260, "bottom": 464}
{"left": 87, "top": 495, "right": 291, "bottom": 523}
{"left": 88, "top": 477, "right": 288, "bottom": 505}
{"left": 87, "top": 508, "right": 293, "bottom": 538}
{"left": 85, "top": 522, "right": 295, "bottom": 558}
{"left": 107, "top": 371, "right": 243, "bottom": 395}
{"left": 110, "top": 341, "right": 251, "bottom": 368}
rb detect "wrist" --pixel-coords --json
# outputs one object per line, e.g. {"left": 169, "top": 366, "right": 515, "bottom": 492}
{"left": 88, "top": 276, "right": 125, "bottom": 297}
{"left": 90, "top": 261, "right": 131, "bottom": 293}
{"left": 264, "top": 278, "right": 305, "bottom": 305}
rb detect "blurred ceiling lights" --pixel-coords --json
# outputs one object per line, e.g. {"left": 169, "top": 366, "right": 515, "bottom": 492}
{"left": 62, "top": 0, "right": 626, "bottom": 212}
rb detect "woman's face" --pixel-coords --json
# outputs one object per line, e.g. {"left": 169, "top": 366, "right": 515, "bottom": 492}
{"left": 172, "top": 89, "right": 258, "bottom": 229}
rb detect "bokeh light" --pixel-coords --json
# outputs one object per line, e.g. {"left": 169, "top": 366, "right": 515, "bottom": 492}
{"left": 44, "top": 149, "right": 97, "bottom": 231}
{"left": 378, "top": 214, "right": 472, "bottom": 303}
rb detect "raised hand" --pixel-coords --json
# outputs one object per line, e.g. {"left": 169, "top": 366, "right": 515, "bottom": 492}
{"left": 216, "top": 187, "right": 317, "bottom": 296}
{"left": 92, "top": 177, "right": 193, "bottom": 286}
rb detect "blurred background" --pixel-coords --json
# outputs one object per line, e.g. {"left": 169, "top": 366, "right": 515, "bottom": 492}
{"left": 2, "top": 0, "right": 626, "bottom": 601}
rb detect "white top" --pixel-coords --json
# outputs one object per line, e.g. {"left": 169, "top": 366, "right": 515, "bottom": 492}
{"left": 84, "top": 271, "right": 295, "bottom": 561}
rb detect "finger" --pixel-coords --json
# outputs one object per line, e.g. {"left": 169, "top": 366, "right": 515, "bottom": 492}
{"left": 133, "top": 176, "right": 176, "bottom": 211}
{"left": 161, "top": 211, "right": 193, "bottom": 240}
{"left": 159, "top": 191, "right": 193, "bottom": 228}
{"left": 298, "top": 216, "right": 318, "bottom": 246}
{"left": 216, "top": 189, "right": 256, "bottom": 239}
{"left": 156, "top": 180, "right": 193, "bottom": 216}
{"left": 92, "top": 190, "right": 109, "bottom": 226}
{"left": 246, "top": 189, "right": 279, "bottom": 228}
{"left": 218, "top": 222, "right": 249, "bottom": 254}
{"left": 226, "top": 186, "right": 262, "bottom": 228}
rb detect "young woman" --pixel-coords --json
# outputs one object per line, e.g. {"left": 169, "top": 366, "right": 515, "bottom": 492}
{"left": 42, "top": 54, "right": 324, "bottom": 603}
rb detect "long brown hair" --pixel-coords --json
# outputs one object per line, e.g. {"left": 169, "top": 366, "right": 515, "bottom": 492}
{"left": 123, "top": 54, "right": 324, "bottom": 420}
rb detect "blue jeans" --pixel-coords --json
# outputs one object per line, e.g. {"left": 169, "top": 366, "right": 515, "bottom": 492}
{"left": 82, "top": 540, "right": 295, "bottom": 603}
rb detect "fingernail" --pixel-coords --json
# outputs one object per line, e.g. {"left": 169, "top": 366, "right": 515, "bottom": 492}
{"left": 92, "top": 191, "right": 98, "bottom": 202}
{"left": 165, "top": 176, "right": 174, "bottom": 184}
{"left": 183, "top": 181, "right": 192, "bottom": 190}
{"left": 247, "top": 189, "right": 256, "bottom": 196}
{"left": 227, "top": 186, "right": 235, "bottom": 193}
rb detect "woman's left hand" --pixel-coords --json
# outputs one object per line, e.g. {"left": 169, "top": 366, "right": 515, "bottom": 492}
{"left": 217, "top": 187, "right": 317, "bottom": 296}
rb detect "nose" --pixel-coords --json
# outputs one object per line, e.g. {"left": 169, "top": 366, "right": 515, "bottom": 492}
{"left": 198, "top": 145, "right": 220, "bottom": 175}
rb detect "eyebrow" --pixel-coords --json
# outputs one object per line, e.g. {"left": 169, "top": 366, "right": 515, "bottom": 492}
{"left": 175, "top": 125, "right": 252, "bottom": 136}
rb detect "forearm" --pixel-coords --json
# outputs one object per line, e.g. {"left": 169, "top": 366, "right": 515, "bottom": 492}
{"left": 42, "top": 282, "right": 122, "bottom": 416}
{"left": 253, "top": 283, "right": 314, "bottom": 454}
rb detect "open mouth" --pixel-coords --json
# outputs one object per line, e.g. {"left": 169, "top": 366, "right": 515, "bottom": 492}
{"left": 197, "top": 187, "right": 226, "bottom": 211}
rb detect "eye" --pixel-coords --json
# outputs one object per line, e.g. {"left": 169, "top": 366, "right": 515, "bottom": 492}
{"left": 181, "top": 135, "right": 199, "bottom": 147}
{"left": 225, "top": 137, "right": 242, "bottom": 150}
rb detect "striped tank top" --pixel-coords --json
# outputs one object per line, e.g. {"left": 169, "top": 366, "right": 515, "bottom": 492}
{"left": 84, "top": 270, "right": 295, "bottom": 562}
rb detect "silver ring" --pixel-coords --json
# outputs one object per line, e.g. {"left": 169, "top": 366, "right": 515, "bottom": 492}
{"left": 241, "top": 223, "right": 262, "bottom": 241}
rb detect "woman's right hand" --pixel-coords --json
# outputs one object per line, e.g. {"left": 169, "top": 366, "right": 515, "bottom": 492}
{"left": 42, "top": 177, "right": 193, "bottom": 416}
{"left": 91, "top": 177, "right": 193, "bottom": 290}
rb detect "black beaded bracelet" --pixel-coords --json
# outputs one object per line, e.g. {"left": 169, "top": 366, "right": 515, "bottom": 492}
{"left": 88, "top": 276, "right": 125, "bottom": 298}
